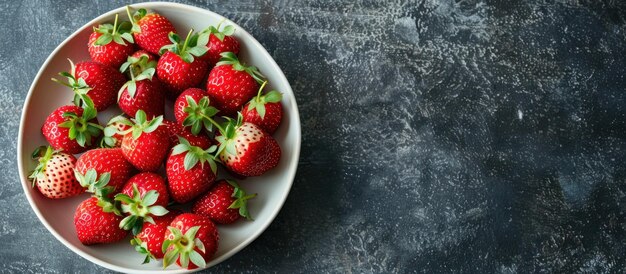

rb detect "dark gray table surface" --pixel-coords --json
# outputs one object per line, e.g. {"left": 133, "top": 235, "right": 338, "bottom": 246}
{"left": 2, "top": 0, "right": 626, "bottom": 273}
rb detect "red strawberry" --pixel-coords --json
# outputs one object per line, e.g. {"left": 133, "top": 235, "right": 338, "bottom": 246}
{"left": 162, "top": 213, "right": 219, "bottom": 269}
{"left": 206, "top": 52, "right": 264, "bottom": 116}
{"left": 118, "top": 53, "right": 165, "bottom": 118}
{"left": 163, "top": 120, "right": 212, "bottom": 150}
{"left": 74, "top": 197, "right": 128, "bottom": 245}
{"left": 157, "top": 31, "right": 210, "bottom": 98}
{"left": 198, "top": 23, "right": 239, "bottom": 67}
{"left": 115, "top": 172, "right": 170, "bottom": 235}
{"left": 192, "top": 180, "right": 256, "bottom": 224}
{"left": 28, "top": 146, "right": 84, "bottom": 199}
{"left": 241, "top": 81, "right": 283, "bottom": 134}
{"left": 100, "top": 115, "right": 132, "bottom": 148}
{"left": 174, "top": 88, "right": 219, "bottom": 135}
{"left": 88, "top": 14, "right": 136, "bottom": 69}
{"left": 42, "top": 105, "right": 101, "bottom": 154}
{"left": 121, "top": 110, "right": 170, "bottom": 171}
{"left": 119, "top": 172, "right": 170, "bottom": 207}
{"left": 130, "top": 210, "right": 180, "bottom": 263}
{"left": 75, "top": 148, "right": 135, "bottom": 192}
{"left": 213, "top": 114, "right": 281, "bottom": 177}
{"left": 126, "top": 7, "right": 177, "bottom": 55}
{"left": 52, "top": 59, "right": 126, "bottom": 111}
{"left": 166, "top": 137, "right": 217, "bottom": 203}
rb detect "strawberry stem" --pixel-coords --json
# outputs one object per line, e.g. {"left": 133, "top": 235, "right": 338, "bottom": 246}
{"left": 181, "top": 29, "right": 194, "bottom": 54}
{"left": 199, "top": 113, "right": 225, "bottom": 134}
{"left": 255, "top": 81, "right": 268, "bottom": 102}
{"left": 126, "top": 6, "right": 134, "bottom": 24}
{"left": 112, "top": 14, "right": 119, "bottom": 35}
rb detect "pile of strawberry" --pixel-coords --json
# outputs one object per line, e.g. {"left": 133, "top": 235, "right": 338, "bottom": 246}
{"left": 28, "top": 6, "right": 284, "bottom": 270}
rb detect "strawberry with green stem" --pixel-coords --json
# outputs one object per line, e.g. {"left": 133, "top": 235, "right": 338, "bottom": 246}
{"left": 157, "top": 30, "right": 210, "bottom": 98}
{"left": 202, "top": 113, "right": 281, "bottom": 177}
{"left": 115, "top": 179, "right": 169, "bottom": 235}
{"left": 42, "top": 105, "right": 102, "bottom": 154}
{"left": 118, "top": 52, "right": 165, "bottom": 118}
{"left": 166, "top": 137, "right": 218, "bottom": 203}
{"left": 241, "top": 80, "right": 283, "bottom": 134}
{"left": 75, "top": 148, "right": 135, "bottom": 193}
{"left": 193, "top": 180, "right": 256, "bottom": 224}
{"left": 174, "top": 88, "right": 219, "bottom": 135}
{"left": 52, "top": 59, "right": 126, "bottom": 111}
{"left": 121, "top": 110, "right": 170, "bottom": 171}
{"left": 162, "top": 213, "right": 219, "bottom": 269}
{"left": 198, "top": 21, "right": 239, "bottom": 67}
{"left": 29, "top": 146, "right": 84, "bottom": 199}
{"left": 206, "top": 52, "right": 265, "bottom": 116}
{"left": 126, "top": 6, "right": 177, "bottom": 55}
{"left": 74, "top": 196, "right": 128, "bottom": 245}
{"left": 88, "top": 14, "right": 135, "bottom": 68}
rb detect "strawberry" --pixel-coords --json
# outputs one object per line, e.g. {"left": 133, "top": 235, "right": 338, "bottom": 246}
{"left": 130, "top": 210, "right": 179, "bottom": 263}
{"left": 174, "top": 88, "right": 218, "bottom": 135}
{"left": 162, "top": 213, "right": 219, "bottom": 269}
{"left": 121, "top": 110, "right": 170, "bottom": 171}
{"left": 115, "top": 173, "right": 169, "bottom": 235}
{"left": 28, "top": 146, "right": 84, "bottom": 199}
{"left": 74, "top": 197, "right": 128, "bottom": 245}
{"left": 118, "top": 52, "right": 165, "bottom": 118}
{"left": 163, "top": 120, "right": 213, "bottom": 150}
{"left": 123, "top": 50, "right": 158, "bottom": 80}
{"left": 210, "top": 114, "right": 281, "bottom": 177}
{"left": 157, "top": 31, "right": 210, "bottom": 98}
{"left": 206, "top": 52, "right": 264, "bottom": 116}
{"left": 126, "top": 7, "right": 177, "bottom": 55}
{"left": 241, "top": 81, "right": 283, "bottom": 134}
{"left": 166, "top": 137, "right": 217, "bottom": 203}
{"left": 88, "top": 14, "right": 136, "bottom": 69}
{"left": 52, "top": 59, "right": 126, "bottom": 111}
{"left": 100, "top": 115, "right": 132, "bottom": 148}
{"left": 198, "top": 23, "right": 239, "bottom": 67}
{"left": 42, "top": 105, "right": 101, "bottom": 154}
{"left": 75, "top": 148, "right": 135, "bottom": 192}
{"left": 192, "top": 180, "right": 256, "bottom": 224}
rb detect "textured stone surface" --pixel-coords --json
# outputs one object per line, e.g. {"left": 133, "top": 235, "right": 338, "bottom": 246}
{"left": 2, "top": 0, "right": 626, "bottom": 272}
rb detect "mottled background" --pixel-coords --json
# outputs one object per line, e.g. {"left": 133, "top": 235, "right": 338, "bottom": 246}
{"left": 2, "top": 0, "right": 626, "bottom": 273}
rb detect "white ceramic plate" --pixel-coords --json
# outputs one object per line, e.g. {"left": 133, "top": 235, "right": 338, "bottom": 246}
{"left": 17, "top": 2, "right": 300, "bottom": 273}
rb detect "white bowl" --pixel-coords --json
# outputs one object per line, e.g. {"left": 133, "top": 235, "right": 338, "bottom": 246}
{"left": 16, "top": 2, "right": 300, "bottom": 273}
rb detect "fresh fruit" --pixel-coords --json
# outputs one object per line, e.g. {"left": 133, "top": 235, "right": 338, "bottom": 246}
{"left": 88, "top": 14, "right": 135, "bottom": 68}
{"left": 74, "top": 197, "right": 128, "bottom": 245}
{"left": 28, "top": 146, "right": 84, "bottom": 199}
{"left": 100, "top": 115, "right": 132, "bottom": 148}
{"left": 209, "top": 114, "right": 281, "bottom": 177}
{"left": 157, "top": 30, "right": 210, "bottom": 98}
{"left": 166, "top": 137, "right": 217, "bottom": 203}
{"left": 163, "top": 120, "right": 212, "bottom": 149}
{"left": 192, "top": 180, "right": 256, "bottom": 224}
{"left": 42, "top": 105, "right": 101, "bottom": 154}
{"left": 75, "top": 148, "right": 135, "bottom": 192}
{"left": 52, "top": 59, "right": 126, "bottom": 111}
{"left": 126, "top": 7, "right": 177, "bottom": 55}
{"left": 198, "top": 22, "right": 239, "bottom": 67}
{"left": 130, "top": 210, "right": 179, "bottom": 263}
{"left": 118, "top": 53, "right": 165, "bottom": 118}
{"left": 241, "top": 81, "right": 283, "bottom": 134}
{"left": 121, "top": 110, "right": 170, "bottom": 171}
{"left": 174, "top": 88, "right": 218, "bottom": 135}
{"left": 206, "top": 52, "right": 264, "bottom": 116}
{"left": 115, "top": 173, "right": 169, "bottom": 235}
{"left": 162, "top": 213, "right": 219, "bottom": 269}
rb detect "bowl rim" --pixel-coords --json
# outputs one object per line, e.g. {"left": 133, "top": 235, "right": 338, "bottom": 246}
{"left": 16, "top": 2, "right": 301, "bottom": 273}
